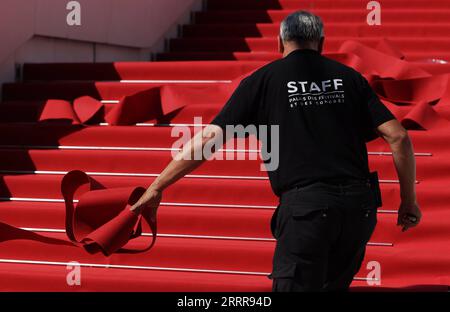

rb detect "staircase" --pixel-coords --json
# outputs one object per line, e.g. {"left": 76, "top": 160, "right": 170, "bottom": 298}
{"left": 0, "top": 0, "right": 449, "bottom": 291}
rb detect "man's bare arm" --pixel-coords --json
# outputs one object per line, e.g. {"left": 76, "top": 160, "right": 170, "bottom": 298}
{"left": 130, "top": 125, "right": 224, "bottom": 214}
{"left": 376, "top": 119, "right": 422, "bottom": 231}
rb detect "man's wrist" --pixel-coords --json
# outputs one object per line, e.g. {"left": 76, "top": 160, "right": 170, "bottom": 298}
{"left": 149, "top": 184, "right": 163, "bottom": 193}
{"left": 400, "top": 196, "right": 417, "bottom": 205}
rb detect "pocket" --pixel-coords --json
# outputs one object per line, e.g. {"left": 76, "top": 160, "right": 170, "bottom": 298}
{"left": 268, "top": 262, "right": 296, "bottom": 280}
{"left": 287, "top": 203, "right": 331, "bottom": 254}
{"left": 291, "top": 202, "right": 329, "bottom": 220}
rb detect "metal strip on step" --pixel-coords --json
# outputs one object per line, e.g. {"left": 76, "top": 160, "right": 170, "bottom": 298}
{"left": 0, "top": 258, "right": 380, "bottom": 282}
{"left": 0, "top": 144, "right": 433, "bottom": 157}
{"left": 0, "top": 170, "right": 413, "bottom": 184}
{"left": 0, "top": 197, "right": 399, "bottom": 214}
{"left": 0, "top": 258, "right": 269, "bottom": 276}
{"left": 19, "top": 227, "right": 393, "bottom": 246}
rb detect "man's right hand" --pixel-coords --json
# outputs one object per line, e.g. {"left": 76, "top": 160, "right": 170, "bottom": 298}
{"left": 397, "top": 201, "right": 422, "bottom": 232}
{"left": 130, "top": 187, "right": 162, "bottom": 215}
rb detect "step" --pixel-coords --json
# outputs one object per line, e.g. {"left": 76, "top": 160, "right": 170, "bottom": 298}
{"left": 0, "top": 123, "right": 266, "bottom": 157}
{"left": 3, "top": 82, "right": 160, "bottom": 102}
{"left": 194, "top": 9, "right": 450, "bottom": 24}
{"left": 0, "top": 148, "right": 264, "bottom": 178}
{"left": 0, "top": 231, "right": 274, "bottom": 273}
{"left": 22, "top": 61, "right": 265, "bottom": 82}
{"left": 0, "top": 172, "right": 448, "bottom": 212}
{"left": 183, "top": 23, "right": 450, "bottom": 38}
{"left": 156, "top": 51, "right": 281, "bottom": 61}
{"left": 0, "top": 101, "right": 221, "bottom": 124}
{"left": 0, "top": 261, "right": 270, "bottom": 291}
{"left": 0, "top": 170, "right": 425, "bottom": 209}
{"left": 0, "top": 101, "right": 113, "bottom": 124}
{"left": 0, "top": 174, "right": 276, "bottom": 206}
{"left": 4, "top": 226, "right": 441, "bottom": 278}
{"left": 369, "top": 153, "right": 450, "bottom": 182}
{"left": 0, "top": 201, "right": 273, "bottom": 239}
{"left": 2, "top": 198, "right": 449, "bottom": 247}
{"left": 169, "top": 37, "right": 450, "bottom": 53}
{"left": 354, "top": 245, "right": 450, "bottom": 289}
{"left": 0, "top": 124, "right": 180, "bottom": 148}
{"left": 206, "top": 0, "right": 450, "bottom": 10}
{"left": 0, "top": 123, "right": 256, "bottom": 150}
{"left": 1, "top": 200, "right": 416, "bottom": 244}
{"left": 0, "top": 246, "right": 446, "bottom": 291}
{"left": 0, "top": 221, "right": 447, "bottom": 290}
{"left": 168, "top": 37, "right": 321, "bottom": 53}
{"left": 157, "top": 51, "right": 450, "bottom": 63}
{"left": 0, "top": 121, "right": 447, "bottom": 159}
{"left": 0, "top": 147, "right": 447, "bottom": 182}
{"left": 2, "top": 81, "right": 232, "bottom": 102}
{"left": 0, "top": 122, "right": 446, "bottom": 152}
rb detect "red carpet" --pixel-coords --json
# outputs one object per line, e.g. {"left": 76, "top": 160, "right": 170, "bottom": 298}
{"left": 0, "top": 0, "right": 449, "bottom": 291}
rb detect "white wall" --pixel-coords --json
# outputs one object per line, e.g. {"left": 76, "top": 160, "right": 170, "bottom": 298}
{"left": 0, "top": 0, "right": 203, "bottom": 84}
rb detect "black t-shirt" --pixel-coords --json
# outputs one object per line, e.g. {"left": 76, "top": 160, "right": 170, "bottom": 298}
{"left": 211, "top": 49, "right": 395, "bottom": 196}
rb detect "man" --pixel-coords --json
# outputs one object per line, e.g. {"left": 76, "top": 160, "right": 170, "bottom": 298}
{"left": 130, "top": 11, "right": 421, "bottom": 291}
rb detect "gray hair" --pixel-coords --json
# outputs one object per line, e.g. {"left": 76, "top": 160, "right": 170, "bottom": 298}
{"left": 280, "top": 11, "right": 324, "bottom": 44}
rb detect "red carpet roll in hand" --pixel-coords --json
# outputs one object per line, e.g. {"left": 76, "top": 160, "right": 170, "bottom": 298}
{"left": 61, "top": 170, "right": 157, "bottom": 256}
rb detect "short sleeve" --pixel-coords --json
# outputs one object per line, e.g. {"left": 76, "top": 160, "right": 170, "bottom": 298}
{"left": 210, "top": 74, "right": 260, "bottom": 129}
{"left": 360, "top": 75, "right": 396, "bottom": 128}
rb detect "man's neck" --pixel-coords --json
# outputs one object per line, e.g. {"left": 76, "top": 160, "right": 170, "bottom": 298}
{"left": 283, "top": 44, "right": 319, "bottom": 58}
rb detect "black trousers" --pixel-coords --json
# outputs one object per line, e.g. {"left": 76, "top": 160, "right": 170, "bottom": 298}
{"left": 268, "top": 180, "right": 378, "bottom": 292}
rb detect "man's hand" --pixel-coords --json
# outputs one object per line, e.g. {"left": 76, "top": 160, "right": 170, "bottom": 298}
{"left": 397, "top": 201, "right": 422, "bottom": 232}
{"left": 130, "top": 187, "right": 162, "bottom": 215}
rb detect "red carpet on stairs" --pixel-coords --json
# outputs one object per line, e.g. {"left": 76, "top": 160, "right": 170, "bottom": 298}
{"left": 0, "top": 0, "right": 450, "bottom": 292}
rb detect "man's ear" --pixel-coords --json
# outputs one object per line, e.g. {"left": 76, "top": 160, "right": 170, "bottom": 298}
{"left": 277, "top": 36, "right": 284, "bottom": 54}
{"left": 318, "top": 37, "right": 325, "bottom": 54}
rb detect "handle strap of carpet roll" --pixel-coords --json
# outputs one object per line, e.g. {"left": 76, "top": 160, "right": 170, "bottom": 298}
{"left": 61, "top": 170, "right": 91, "bottom": 247}
{"left": 116, "top": 206, "right": 158, "bottom": 254}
